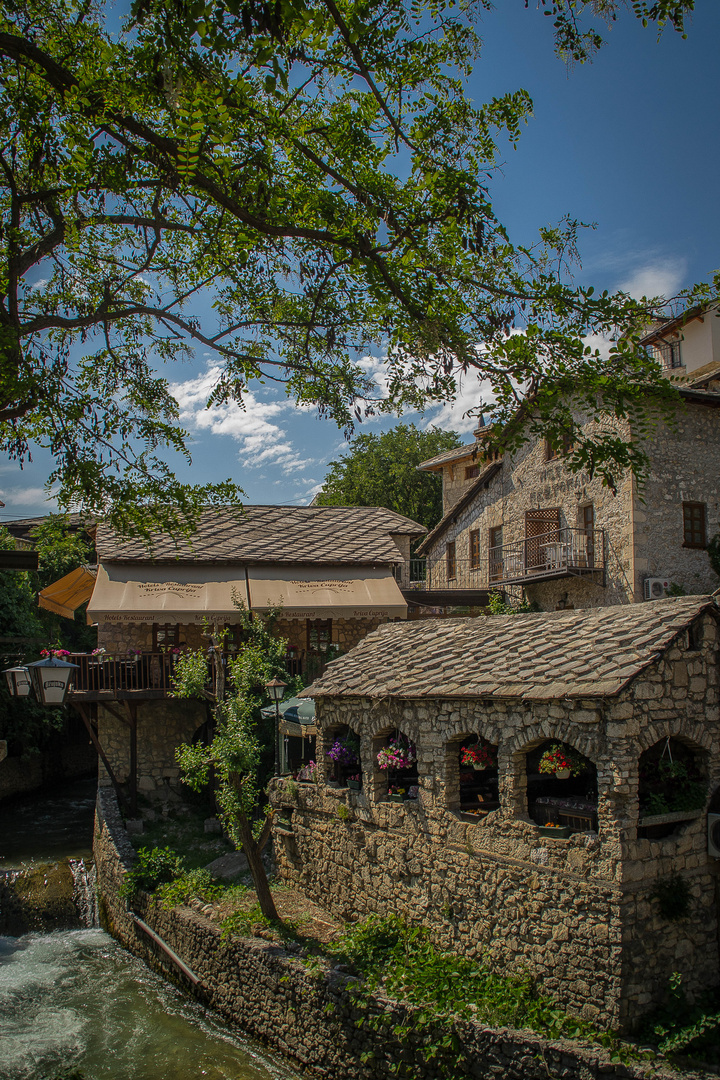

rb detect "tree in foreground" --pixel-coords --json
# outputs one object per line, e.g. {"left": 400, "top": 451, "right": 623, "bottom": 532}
{"left": 314, "top": 424, "right": 460, "bottom": 531}
{"left": 172, "top": 611, "right": 293, "bottom": 921}
{"left": 0, "top": 0, "right": 698, "bottom": 535}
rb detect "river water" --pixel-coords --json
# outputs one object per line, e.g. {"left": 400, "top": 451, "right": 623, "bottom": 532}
{"left": 0, "top": 782, "right": 300, "bottom": 1080}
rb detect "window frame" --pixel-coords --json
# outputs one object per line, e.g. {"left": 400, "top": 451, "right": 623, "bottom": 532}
{"left": 152, "top": 622, "right": 180, "bottom": 651}
{"left": 464, "top": 463, "right": 480, "bottom": 480}
{"left": 469, "top": 529, "right": 481, "bottom": 570}
{"left": 446, "top": 540, "right": 457, "bottom": 581}
{"left": 682, "top": 502, "right": 707, "bottom": 549}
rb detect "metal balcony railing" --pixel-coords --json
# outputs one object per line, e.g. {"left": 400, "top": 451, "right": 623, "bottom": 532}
{"left": 404, "top": 527, "right": 605, "bottom": 593}
{"left": 489, "top": 527, "right": 605, "bottom": 586}
{"left": 67, "top": 651, "right": 205, "bottom": 697}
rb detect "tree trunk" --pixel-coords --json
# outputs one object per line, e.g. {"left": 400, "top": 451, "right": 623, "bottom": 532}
{"left": 235, "top": 811, "right": 279, "bottom": 922}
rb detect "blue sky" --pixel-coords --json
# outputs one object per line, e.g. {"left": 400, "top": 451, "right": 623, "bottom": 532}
{"left": 2, "top": 2, "right": 719, "bottom": 523}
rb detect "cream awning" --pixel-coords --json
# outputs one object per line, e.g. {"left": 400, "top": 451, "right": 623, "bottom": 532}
{"left": 38, "top": 565, "right": 97, "bottom": 619}
{"left": 247, "top": 565, "right": 407, "bottom": 620}
{"left": 87, "top": 565, "right": 251, "bottom": 624}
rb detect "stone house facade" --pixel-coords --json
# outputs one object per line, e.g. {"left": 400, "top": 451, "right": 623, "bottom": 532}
{"left": 271, "top": 595, "right": 720, "bottom": 1031}
{"left": 82, "top": 505, "right": 425, "bottom": 794}
{"left": 415, "top": 377, "right": 720, "bottom": 611}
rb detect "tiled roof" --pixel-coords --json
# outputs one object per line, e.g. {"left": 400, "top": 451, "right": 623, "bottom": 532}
{"left": 96, "top": 505, "right": 426, "bottom": 564}
{"left": 417, "top": 442, "right": 479, "bottom": 471}
{"left": 680, "top": 360, "right": 720, "bottom": 389}
{"left": 304, "top": 596, "right": 717, "bottom": 700}
{"left": 415, "top": 461, "right": 502, "bottom": 556}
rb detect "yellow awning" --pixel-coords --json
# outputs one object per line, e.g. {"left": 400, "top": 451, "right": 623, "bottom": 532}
{"left": 38, "top": 565, "right": 97, "bottom": 619}
{"left": 87, "top": 564, "right": 251, "bottom": 624}
{"left": 247, "top": 565, "right": 407, "bottom": 620}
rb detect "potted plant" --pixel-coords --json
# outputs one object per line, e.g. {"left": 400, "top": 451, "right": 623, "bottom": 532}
{"left": 538, "top": 822, "right": 572, "bottom": 839}
{"left": 376, "top": 736, "right": 416, "bottom": 770}
{"left": 388, "top": 785, "right": 407, "bottom": 803}
{"left": 460, "top": 743, "right": 496, "bottom": 771}
{"left": 347, "top": 774, "right": 362, "bottom": 791}
{"left": 538, "top": 743, "right": 585, "bottom": 780}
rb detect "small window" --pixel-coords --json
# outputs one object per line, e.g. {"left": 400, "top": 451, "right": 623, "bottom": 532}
{"left": 307, "top": 619, "right": 332, "bottom": 653}
{"left": 682, "top": 502, "right": 706, "bottom": 549}
{"left": 465, "top": 463, "right": 480, "bottom": 480}
{"left": 654, "top": 340, "right": 683, "bottom": 370}
{"left": 545, "top": 434, "right": 573, "bottom": 461}
{"left": 446, "top": 541, "right": 456, "bottom": 580}
{"left": 153, "top": 623, "right": 179, "bottom": 650}
{"left": 469, "top": 529, "right": 481, "bottom": 570}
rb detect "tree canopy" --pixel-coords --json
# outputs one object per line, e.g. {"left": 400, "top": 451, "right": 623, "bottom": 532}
{"left": 314, "top": 423, "right": 460, "bottom": 530}
{"left": 0, "top": 0, "right": 698, "bottom": 536}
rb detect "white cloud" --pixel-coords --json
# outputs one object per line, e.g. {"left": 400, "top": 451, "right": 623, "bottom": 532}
{"left": 620, "top": 260, "right": 687, "bottom": 302}
{"left": 171, "top": 365, "right": 315, "bottom": 475}
{"left": 0, "top": 486, "right": 58, "bottom": 510}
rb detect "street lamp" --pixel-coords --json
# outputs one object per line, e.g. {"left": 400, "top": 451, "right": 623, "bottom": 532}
{"left": 3, "top": 666, "right": 32, "bottom": 697}
{"left": 265, "top": 676, "right": 287, "bottom": 777}
{"left": 25, "top": 657, "right": 78, "bottom": 706}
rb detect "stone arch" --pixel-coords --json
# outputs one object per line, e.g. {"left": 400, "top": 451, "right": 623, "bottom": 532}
{"left": 637, "top": 734, "right": 709, "bottom": 839}
{"left": 371, "top": 722, "right": 419, "bottom": 802}
{"left": 444, "top": 730, "right": 499, "bottom": 816}
{"left": 321, "top": 719, "right": 361, "bottom": 789}
{"left": 512, "top": 731, "right": 599, "bottom": 834}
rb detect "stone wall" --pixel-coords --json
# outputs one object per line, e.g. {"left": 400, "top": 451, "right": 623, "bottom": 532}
{"left": 426, "top": 422, "right": 635, "bottom": 611}
{"left": 272, "top": 611, "right": 720, "bottom": 1031}
{"left": 98, "top": 698, "right": 205, "bottom": 792}
{"left": 424, "top": 402, "right": 720, "bottom": 611}
{"left": 635, "top": 400, "right": 720, "bottom": 597}
{"left": 94, "top": 788, "right": 709, "bottom": 1080}
{"left": 439, "top": 450, "right": 484, "bottom": 513}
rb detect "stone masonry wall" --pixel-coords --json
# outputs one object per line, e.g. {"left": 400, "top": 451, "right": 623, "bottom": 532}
{"left": 98, "top": 698, "right": 205, "bottom": 793}
{"left": 272, "top": 612, "right": 720, "bottom": 1031}
{"left": 94, "top": 787, "right": 711, "bottom": 1080}
{"left": 634, "top": 400, "right": 720, "bottom": 597}
{"left": 427, "top": 421, "right": 635, "bottom": 611}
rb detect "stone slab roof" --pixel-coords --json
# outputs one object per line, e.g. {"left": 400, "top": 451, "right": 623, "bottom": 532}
{"left": 304, "top": 596, "right": 717, "bottom": 700}
{"left": 417, "top": 441, "right": 479, "bottom": 472}
{"left": 96, "top": 505, "right": 426, "bottom": 564}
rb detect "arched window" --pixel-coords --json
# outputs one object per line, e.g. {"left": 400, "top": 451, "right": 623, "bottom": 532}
{"left": 374, "top": 728, "right": 418, "bottom": 801}
{"left": 638, "top": 737, "right": 707, "bottom": 839}
{"left": 324, "top": 725, "right": 361, "bottom": 789}
{"left": 446, "top": 735, "right": 499, "bottom": 819}
{"left": 525, "top": 740, "right": 597, "bottom": 836}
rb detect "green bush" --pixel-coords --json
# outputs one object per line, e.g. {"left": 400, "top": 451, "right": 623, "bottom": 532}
{"left": 155, "top": 867, "right": 224, "bottom": 909}
{"left": 118, "top": 846, "right": 186, "bottom": 899}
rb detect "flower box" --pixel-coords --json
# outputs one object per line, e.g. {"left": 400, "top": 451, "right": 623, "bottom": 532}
{"left": 347, "top": 779, "right": 362, "bottom": 791}
{"left": 537, "top": 824, "right": 571, "bottom": 839}
{"left": 388, "top": 793, "right": 407, "bottom": 803}
{"left": 275, "top": 818, "right": 294, "bottom": 833}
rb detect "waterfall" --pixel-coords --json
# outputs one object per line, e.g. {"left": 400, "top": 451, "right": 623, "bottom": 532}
{"left": 68, "top": 858, "right": 99, "bottom": 928}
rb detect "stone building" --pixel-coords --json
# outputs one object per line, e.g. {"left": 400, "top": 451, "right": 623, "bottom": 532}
{"left": 73, "top": 505, "right": 424, "bottom": 795}
{"left": 272, "top": 595, "right": 720, "bottom": 1031}
{"left": 640, "top": 304, "right": 720, "bottom": 380}
{"left": 413, "top": 370, "right": 720, "bottom": 611}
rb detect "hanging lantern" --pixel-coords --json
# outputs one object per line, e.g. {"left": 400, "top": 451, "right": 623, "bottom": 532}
{"left": 26, "top": 657, "right": 78, "bottom": 706}
{"left": 3, "top": 666, "right": 32, "bottom": 697}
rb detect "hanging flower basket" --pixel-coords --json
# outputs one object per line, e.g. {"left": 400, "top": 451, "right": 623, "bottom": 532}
{"left": 461, "top": 743, "right": 496, "bottom": 771}
{"left": 538, "top": 743, "right": 586, "bottom": 778}
{"left": 326, "top": 734, "right": 360, "bottom": 768}
{"left": 377, "top": 737, "right": 416, "bottom": 771}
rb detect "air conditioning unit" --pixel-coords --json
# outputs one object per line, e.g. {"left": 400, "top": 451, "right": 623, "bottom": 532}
{"left": 709, "top": 814, "right": 720, "bottom": 859}
{"left": 644, "top": 577, "right": 671, "bottom": 601}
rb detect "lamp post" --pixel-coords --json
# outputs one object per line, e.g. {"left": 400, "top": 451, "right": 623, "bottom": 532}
{"left": 265, "top": 676, "right": 287, "bottom": 777}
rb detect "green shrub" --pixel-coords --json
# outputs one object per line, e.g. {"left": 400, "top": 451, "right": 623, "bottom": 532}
{"left": 155, "top": 867, "right": 224, "bottom": 909}
{"left": 118, "top": 846, "right": 186, "bottom": 900}
{"left": 641, "top": 972, "right": 720, "bottom": 1060}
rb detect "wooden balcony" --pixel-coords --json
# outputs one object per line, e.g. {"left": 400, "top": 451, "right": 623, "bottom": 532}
{"left": 66, "top": 651, "right": 194, "bottom": 702}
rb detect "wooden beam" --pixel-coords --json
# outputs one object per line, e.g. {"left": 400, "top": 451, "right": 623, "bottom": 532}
{"left": 124, "top": 701, "right": 138, "bottom": 817}
{"left": 72, "top": 702, "right": 129, "bottom": 812}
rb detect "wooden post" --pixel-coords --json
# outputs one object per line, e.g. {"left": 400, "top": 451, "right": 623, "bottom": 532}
{"left": 72, "top": 703, "right": 129, "bottom": 812}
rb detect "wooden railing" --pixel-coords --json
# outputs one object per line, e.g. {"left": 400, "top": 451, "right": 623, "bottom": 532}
{"left": 68, "top": 651, "right": 192, "bottom": 696}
